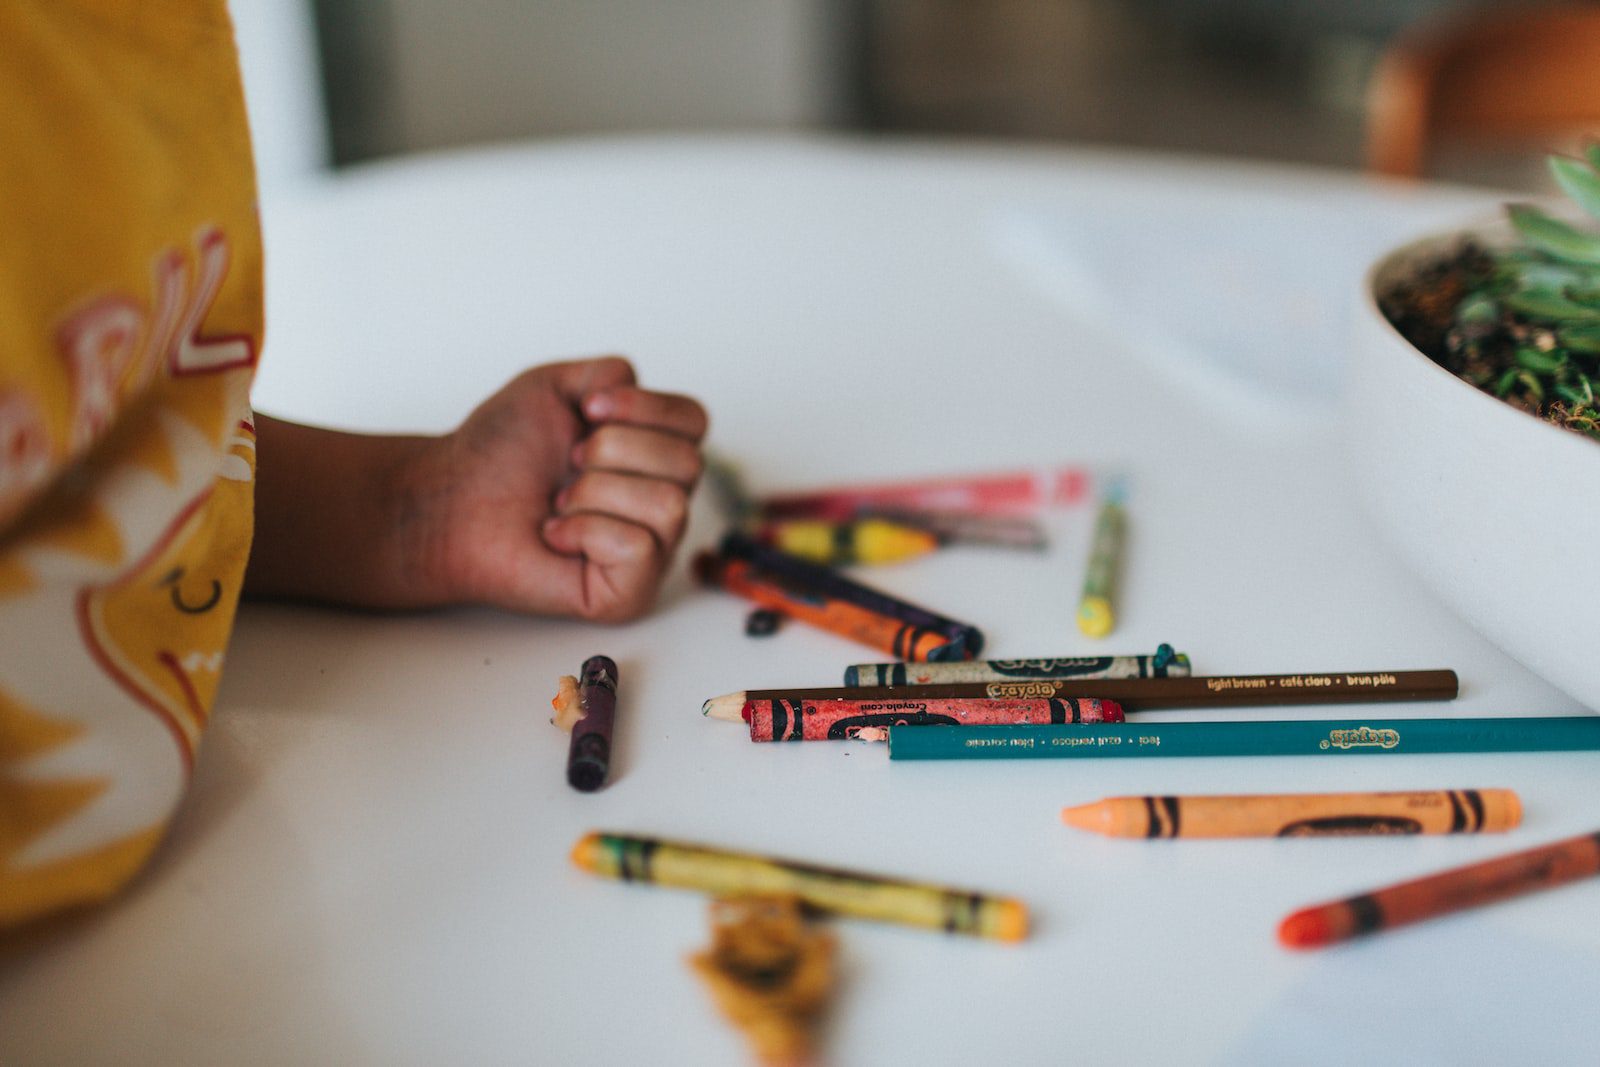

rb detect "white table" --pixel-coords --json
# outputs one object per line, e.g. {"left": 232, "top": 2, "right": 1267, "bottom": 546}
{"left": 5, "top": 136, "right": 1598, "bottom": 1065}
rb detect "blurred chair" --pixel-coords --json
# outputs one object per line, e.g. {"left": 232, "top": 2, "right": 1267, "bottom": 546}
{"left": 228, "top": 0, "right": 331, "bottom": 191}
{"left": 1366, "top": 3, "right": 1600, "bottom": 180}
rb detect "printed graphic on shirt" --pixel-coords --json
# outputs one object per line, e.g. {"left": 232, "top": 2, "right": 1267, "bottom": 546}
{"left": 0, "top": 228, "right": 256, "bottom": 919}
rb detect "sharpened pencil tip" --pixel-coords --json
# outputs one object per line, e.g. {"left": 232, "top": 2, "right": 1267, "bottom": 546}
{"left": 702, "top": 693, "right": 746, "bottom": 722}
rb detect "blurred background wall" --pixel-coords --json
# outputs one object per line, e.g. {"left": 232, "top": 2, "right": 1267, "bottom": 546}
{"left": 244, "top": 0, "right": 1581, "bottom": 186}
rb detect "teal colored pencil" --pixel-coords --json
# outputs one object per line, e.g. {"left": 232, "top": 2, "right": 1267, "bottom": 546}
{"left": 885, "top": 717, "right": 1600, "bottom": 760}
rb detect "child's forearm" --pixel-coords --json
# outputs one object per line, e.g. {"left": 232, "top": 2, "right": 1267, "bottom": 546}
{"left": 245, "top": 414, "right": 446, "bottom": 608}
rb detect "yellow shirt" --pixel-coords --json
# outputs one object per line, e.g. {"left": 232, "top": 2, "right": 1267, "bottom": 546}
{"left": 0, "top": 0, "right": 261, "bottom": 926}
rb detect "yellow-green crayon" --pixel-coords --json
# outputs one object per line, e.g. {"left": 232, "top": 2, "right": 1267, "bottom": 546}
{"left": 571, "top": 832, "right": 1028, "bottom": 941}
{"left": 1077, "top": 487, "right": 1125, "bottom": 639}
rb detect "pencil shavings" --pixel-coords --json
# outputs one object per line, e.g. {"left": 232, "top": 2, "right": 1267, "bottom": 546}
{"left": 551, "top": 675, "right": 582, "bottom": 731}
{"left": 689, "top": 894, "right": 837, "bottom": 1067}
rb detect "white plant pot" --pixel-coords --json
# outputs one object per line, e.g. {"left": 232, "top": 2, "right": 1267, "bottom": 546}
{"left": 1350, "top": 223, "right": 1600, "bottom": 710}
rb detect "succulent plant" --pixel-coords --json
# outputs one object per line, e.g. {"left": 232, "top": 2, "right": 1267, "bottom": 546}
{"left": 1440, "top": 146, "right": 1600, "bottom": 441}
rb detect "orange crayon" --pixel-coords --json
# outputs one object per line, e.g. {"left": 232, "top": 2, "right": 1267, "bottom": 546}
{"left": 1063, "top": 789, "right": 1522, "bottom": 839}
{"left": 694, "top": 553, "right": 960, "bottom": 661}
{"left": 1278, "top": 829, "right": 1600, "bottom": 949}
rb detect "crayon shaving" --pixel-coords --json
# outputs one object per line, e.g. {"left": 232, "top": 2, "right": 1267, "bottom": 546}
{"left": 689, "top": 894, "right": 837, "bottom": 1067}
{"left": 551, "top": 675, "right": 582, "bottom": 731}
{"left": 851, "top": 727, "right": 890, "bottom": 743}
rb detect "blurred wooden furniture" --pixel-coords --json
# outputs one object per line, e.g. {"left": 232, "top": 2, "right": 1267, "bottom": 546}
{"left": 1367, "top": 3, "right": 1600, "bottom": 178}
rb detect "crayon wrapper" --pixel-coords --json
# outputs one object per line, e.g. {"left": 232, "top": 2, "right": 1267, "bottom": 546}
{"left": 584, "top": 834, "right": 1024, "bottom": 939}
{"left": 844, "top": 652, "right": 1192, "bottom": 687}
{"left": 698, "top": 554, "right": 961, "bottom": 662}
{"left": 1081, "top": 502, "right": 1123, "bottom": 602}
{"left": 1100, "top": 789, "right": 1521, "bottom": 839}
{"left": 761, "top": 468, "right": 1089, "bottom": 520}
{"left": 718, "top": 534, "right": 982, "bottom": 657}
{"left": 747, "top": 697, "right": 1123, "bottom": 742}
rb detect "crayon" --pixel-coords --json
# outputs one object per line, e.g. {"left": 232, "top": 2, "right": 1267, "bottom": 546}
{"left": 1061, "top": 789, "right": 1522, "bottom": 839}
{"left": 570, "top": 831, "right": 1028, "bottom": 941}
{"left": 1278, "top": 829, "right": 1600, "bottom": 949}
{"left": 701, "top": 669, "right": 1458, "bottom": 721}
{"left": 842, "top": 644, "right": 1190, "bottom": 687}
{"left": 758, "top": 466, "right": 1089, "bottom": 521}
{"left": 745, "top": 696, "right": 1124, "bottom": 742}
{"left": 884, "top": 715, "right": 1600, "bottom": 761}
{"left": 856, "top": 508, "right": 1049, "bottom": 550}
{"left": 566, "top": 655, "right": 618, "bottom": 792}
{"left": 758, "top": 517, "right": 941, "bottom": 566}
{"left": 714, "top": 533, "right": 983, "bottom": 657}
{"left": 696, "top": 553, "right": 963, "bottom": 662}
{"left": 1077, "top": 489, "right": 1124, "bottom": 639}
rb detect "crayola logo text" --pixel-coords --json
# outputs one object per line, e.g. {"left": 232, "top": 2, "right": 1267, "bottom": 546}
{"left": 985, "top": 681, "right": 1061, "bottom": 699}
{"left": 1320, "top": 726, "right": 1401, "bottom": 750}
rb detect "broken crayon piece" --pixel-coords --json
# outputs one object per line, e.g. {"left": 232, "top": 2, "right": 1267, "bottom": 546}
{"left": 566, "top": 655, "right": 618, "bottom": 792}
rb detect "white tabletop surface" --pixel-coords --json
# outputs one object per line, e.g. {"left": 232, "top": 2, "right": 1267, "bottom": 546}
{"left": 5, "top": 135, "right": 1599, "bottom": 1065}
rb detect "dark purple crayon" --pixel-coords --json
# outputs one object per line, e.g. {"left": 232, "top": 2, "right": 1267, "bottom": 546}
{"left": 567, "top": 655, "right": 618, "bottom": 792}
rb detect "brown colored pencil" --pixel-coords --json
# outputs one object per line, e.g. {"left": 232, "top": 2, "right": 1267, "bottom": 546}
{"left": 701, "top": 670, "right": 1458, "bottom": 721}
{"left": 1279, "top": 829, "right": 1600, "bottom": 949}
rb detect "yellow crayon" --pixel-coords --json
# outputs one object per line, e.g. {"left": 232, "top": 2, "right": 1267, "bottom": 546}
{"left": 762, "top": 518, "right": 941, "bottom": 566}
{"left": 571, "top": 832, "right": 1027, "bottom": 941}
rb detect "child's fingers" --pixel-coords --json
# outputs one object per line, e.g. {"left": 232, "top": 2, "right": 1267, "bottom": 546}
{"left": 539, "top": 511, "right": 664, "bottom": 622}
{"left": 556, "top": 469, "right": 690, "bottom": 549}
{"left": 582, "top": 386, "right": 708, "bottom": 442}
{"left": 574, "top": 424, "right": 703, "bottom": 485}
{"left": 542, "top": 510, "right": 658, "bottom": 566}
{"left": 547, "top": 356, "right": 638, "bottom": 407}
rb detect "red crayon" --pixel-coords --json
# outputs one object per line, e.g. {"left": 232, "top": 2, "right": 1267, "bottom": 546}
{"left": 1278, "top": 829, "right": 1600, "bottom": 949}
{"left": 745, "top": 696, "right": 1123, "bottom": 742}
{"left": 760, "top": 467, "right": 1089, "bottom": 521}
{"left": 695, "top": 553, "right": 961, "bottom": 662}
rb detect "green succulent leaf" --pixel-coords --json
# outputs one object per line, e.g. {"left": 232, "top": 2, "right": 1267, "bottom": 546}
{"left": 1503, "top": 288, "right": 1600, "bottom": 322}
{"left": 1587, "top": 141, "right": 1600, "bottom": 174}
{"left": 1516, "top": 346, "right": 1567, "bottom": 373}
{"left": 1550, "top": 155, "right": 1600, "bottom": 222}
{"left": 1556, "top": 380, "right": 1595, "bottom": 406}
{"left": 1558, "top": 324, "right": 1600, "bottom": 353}
{"left": 1508, "top": 204, "right": 1600, "bottom": 265}
{"left": 1563, "top": 285, "right": 1600, "bottom": 308}
{"left": 1506, "top": 261, "right": 1600, "bottom": 291}
{"left": 1455, "top": 292, "right": 1498, "bottom": 323}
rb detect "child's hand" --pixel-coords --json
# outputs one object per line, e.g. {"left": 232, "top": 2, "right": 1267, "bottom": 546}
{"left": 247, "top": 356, "right": 708, "bottom": 621}
{"left": 422, "top": 356, "right": 707, "bottom": 620}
